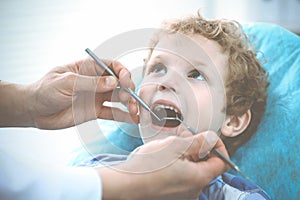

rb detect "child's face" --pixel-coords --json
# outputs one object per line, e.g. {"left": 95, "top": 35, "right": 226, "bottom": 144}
{"left": 138, "top": 34, "right": 228, "bottom": 143}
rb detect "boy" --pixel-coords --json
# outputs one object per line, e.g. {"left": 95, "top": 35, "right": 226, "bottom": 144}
{"left": 77, "top": 13, "right": 270, "bottom": 199}
{"left": 139, "top": 14, "right": 269, "bottom": 157}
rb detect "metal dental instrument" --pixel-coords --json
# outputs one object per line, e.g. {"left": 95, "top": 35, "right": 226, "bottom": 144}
{"left": 85, "top": 48, "right": 161, "bottom": 121}
{"left": 86, "top": 48, "right": 251, "bottom": 181}
{"left": 163, "top": 116, "right": 252, "bottom": 181}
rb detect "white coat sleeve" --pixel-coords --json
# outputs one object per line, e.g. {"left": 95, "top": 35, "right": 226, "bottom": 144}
{"left": 0, "top": 151, "right": 102, "bottom": 200}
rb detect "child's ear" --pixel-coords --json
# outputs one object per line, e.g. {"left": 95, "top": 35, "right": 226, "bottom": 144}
{"left": 221, "top": 110, "right": 251, "bottom": 137}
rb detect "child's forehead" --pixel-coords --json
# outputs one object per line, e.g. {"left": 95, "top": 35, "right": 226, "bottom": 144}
{"left": 150, "top": 34, "right": 227, "bottom": 68}
{"left": 152, "top": 35, "right": 208, "bottom": 63}
{"left": 155, "top": 33, "right": 224, "bottom": 54}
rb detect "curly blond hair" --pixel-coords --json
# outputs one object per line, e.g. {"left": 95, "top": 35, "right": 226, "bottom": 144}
{"left": 146, "top": 13, "right": 269, "bottom": 155}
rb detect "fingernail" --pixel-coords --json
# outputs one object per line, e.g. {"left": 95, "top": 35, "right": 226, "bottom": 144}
{"left": 197, "top": 131, "right": 219, "bottom": 160}
{"left": 205, "top": 131, "right": 219, "bottom": 146}
{"left": 198, "top": 150, "right": 210, "bottom": 160}
{"left": 120, "top": 68, "right": 129, "bottom": 78}
{"left": 105, "top": 76, "right": 117, "bottom": 87}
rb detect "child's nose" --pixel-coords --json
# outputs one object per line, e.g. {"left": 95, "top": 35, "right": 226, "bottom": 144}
{"left": 157, "top": 82, "right": 176, "bottom": 93}
{"left": 156, "top": 70, "right": 181, "bottom": 93}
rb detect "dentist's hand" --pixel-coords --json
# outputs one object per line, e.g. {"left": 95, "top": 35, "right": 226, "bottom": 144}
{"left": 98, "top": 131, "right": 229, "bottom": 200}
{"left": 0, "top": 59, "right": 139, "bottom": 129}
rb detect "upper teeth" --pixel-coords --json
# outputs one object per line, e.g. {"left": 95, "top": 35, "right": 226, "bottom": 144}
{"left": 155, "top": 104, "right": 179, "bottom": 114}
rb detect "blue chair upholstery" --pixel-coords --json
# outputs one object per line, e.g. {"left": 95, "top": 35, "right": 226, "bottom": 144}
{"left": 231, "top": 23, "right": 300, "bottom": 200}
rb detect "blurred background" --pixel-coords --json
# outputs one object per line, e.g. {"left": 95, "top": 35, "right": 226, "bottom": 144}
{"left": 0, "top": 0, "right": 299, "bottom": 165}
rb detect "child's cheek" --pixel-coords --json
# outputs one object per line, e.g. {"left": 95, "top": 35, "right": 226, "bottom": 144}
{"left": 138, "top": 84, "right": 155, "bottom": 100}
{"left": 138, "top": 88, "right": 146, "bottom": 101}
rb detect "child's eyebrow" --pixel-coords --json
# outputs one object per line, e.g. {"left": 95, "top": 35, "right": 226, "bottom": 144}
{"left": 149, "top": 55, "right": 164, "bottom": 63}
{"left": 195, "top": 61, "right": 207, "bottom": 67}
{"left": 149, "top": 54, "right": 209, "bottom": 70}
{"left": 189, "top": 61, "right": 208, "bottom": 70}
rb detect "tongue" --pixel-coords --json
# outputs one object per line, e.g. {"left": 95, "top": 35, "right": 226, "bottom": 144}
{"left": 151, "top": 107, "right": 181, "bottom": 127}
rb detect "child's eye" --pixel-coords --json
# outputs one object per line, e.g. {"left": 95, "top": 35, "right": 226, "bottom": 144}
{"left": 187, "top": 69, "right": 206, "bottom": 81}
{"left": 148, "top": 63, "right": 167, "bottom": 75}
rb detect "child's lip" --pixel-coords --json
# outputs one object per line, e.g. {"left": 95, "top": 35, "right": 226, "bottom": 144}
{"left": 150, "top": 123, "right": 180, "bottom": 132}
{"left": 149, "top": 119, "right": 188, "bottom": 137}
{"left": 150, "top": 99, "right": 182, "bottom": 116}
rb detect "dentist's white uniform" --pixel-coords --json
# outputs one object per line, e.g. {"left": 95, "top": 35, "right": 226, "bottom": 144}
{"left": 0, "top": 151, "right": 102, "bottom": 200}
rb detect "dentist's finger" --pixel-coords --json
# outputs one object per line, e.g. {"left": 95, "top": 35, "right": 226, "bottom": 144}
{"left": 180, "top": 131, "right": 219, "bottom": 162}
{"left": 67, "top": 72, "right": 119, "bottom": 93}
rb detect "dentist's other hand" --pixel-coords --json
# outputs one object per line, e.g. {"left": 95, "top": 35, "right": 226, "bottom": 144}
{"left": 0, "top": 59, "right": 139, "bottom": 129}
{"left": 98, "top": 132, "right": 229, "bottom": 200}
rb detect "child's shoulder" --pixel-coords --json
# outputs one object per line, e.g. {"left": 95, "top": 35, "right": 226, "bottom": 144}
{"left": 199, "top": 172, "right": 272, "bottom": 200}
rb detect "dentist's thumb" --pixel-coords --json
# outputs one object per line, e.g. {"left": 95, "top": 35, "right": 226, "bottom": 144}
{"left": 182, "top": 130, "right": 221, "bottom": 162}
{"left": 198, "top": 130, "right": 220, "bottom": 159}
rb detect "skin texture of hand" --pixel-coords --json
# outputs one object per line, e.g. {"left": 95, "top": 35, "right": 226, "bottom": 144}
{"left": 0, "top": 59, "right": 139, "bottom": 129}
{"left": 98, "top": 131, "right": 229, "bottom": 200}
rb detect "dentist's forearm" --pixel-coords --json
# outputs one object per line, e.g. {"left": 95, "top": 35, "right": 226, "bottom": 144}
{"left": 0, "top": 81, "right": 34, "bottom": 127}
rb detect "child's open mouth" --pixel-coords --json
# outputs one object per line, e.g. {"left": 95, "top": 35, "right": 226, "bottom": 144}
{"left": 151, "top": 104, "right": 183, "bottom": 127}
